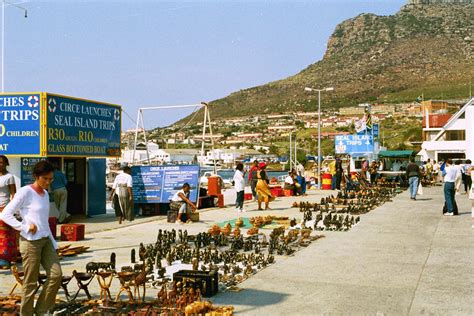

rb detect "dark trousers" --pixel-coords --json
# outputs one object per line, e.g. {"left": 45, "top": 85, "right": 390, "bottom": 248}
{"left": 236, "top": 191, "right": 244, "bottom": 209}
{"left": 370, "top": 173, "right": 377, "bottom": 184}
{"left": 335, "top": 173, "right": 342, "bottom": 190}
{"left": 444, "top": 182, "right": 456, "bottom": 213}
{"left": 250, "top": 180, "right": 257, "bottom": 199}
{"left": 463, "top": 173, "right": 472, "bottom": 193}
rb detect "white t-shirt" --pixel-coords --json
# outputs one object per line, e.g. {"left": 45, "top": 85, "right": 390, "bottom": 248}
{"left": 285, "top": 175, "right": 294, "bottom": 185}
{"left": 0, "top": 185, "right": 57, "bottom": 249}
{"left": 233, "top": 170, "right": 245, "bottom": 192}
{"left": 112, "top": 172, "right": 133, "bottom": 189}
{"left": 444, "top": 165, "right": 461, "bottom": 183}
{"left": 0, "top": 173, "right": 15, "bottom": 208}
{"left": 171, "top": 189, "right": 187, "bottom": 202}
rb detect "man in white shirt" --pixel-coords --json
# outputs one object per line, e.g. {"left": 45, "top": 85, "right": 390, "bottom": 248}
{"left": 233, "top": 163, "right": 245, "bottom": 212}
{"left": 443, "top": 159, "right": 461, "bottom": 216}
{"left": 170, "top": 183, "right": 197, "bottom": 224}
{"left": 109, "top": 166, "right": 134, "bottom": 224}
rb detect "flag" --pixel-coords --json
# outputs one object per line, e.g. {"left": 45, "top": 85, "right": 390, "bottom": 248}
{"left": 354, "top": 119, "right": 366, "bottom": 133}
{"left": 415, "top": 94, "right": 424, "bottom": 103}
{"left": 365, "top": 112, "right": 372, "bottom": 129}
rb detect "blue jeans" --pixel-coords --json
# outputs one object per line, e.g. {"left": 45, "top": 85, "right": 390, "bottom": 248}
{"left": 444, "top": 182, "right": 455, "bottom": 213}
{"left": 409, "top": 176, "right": 419, "bottom": 198}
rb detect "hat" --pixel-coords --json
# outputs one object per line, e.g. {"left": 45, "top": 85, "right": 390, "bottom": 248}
{"left": 259, "top": 162, "right": 266, "bottom": 169}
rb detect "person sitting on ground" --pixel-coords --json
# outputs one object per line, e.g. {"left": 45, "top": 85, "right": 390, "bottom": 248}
{"left": 170, "top": 183, "right": 197, "bottom": 224}
{"left": 296, "top": 171, "right": 307, "bottom": 196}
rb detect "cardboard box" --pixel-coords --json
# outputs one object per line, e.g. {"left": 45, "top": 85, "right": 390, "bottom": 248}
{"left": 60, "top": 224, "right": 85, "bottom": 241}
{"left": 283, "top": 189, "right": 294, "bottom": 197}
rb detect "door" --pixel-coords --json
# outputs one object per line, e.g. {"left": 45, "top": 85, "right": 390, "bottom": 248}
{"left": 65, "top": 158, "right": 86, "bottom": 215}
{"left": 87, "top": 158, "right": 106, "bottom": 217}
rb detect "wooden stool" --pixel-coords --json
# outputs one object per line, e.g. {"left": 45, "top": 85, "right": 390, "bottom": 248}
{"left": 71, "top": 270, "right": 94, "bottom": 300}
{"left": 61, "top": 275, "right": 73, "bottom": 300}
{"left": 9, "top": 265, "right": 23, "bottom": 296}
{"left": 96, "top": 271, "right": 115, "bottom": 303}
{"left": 115, "top": 271, "right": 136, "bottom": 303}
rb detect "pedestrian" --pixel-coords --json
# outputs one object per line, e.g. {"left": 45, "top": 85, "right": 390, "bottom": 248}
{"left": 233, "top": 163, "right": 245, "bottom": 213}
{"left": 0, "top": 155, "right": 16, "bottom": 268}
{"left": 329, "top": 160, "right": 337, "bottom": 190}
{"left": 468, "top": 164, "right": 474, "bottom": 227}
{"left": 0, "top": 160, "right": 62, "bottom": 315}
{"left": 284, "top": 170, "right": 297, "bottom": 195}
{"left": 454, "top": 160, "right": 463, "bottom": 195}
{"left": 360, "top": 159, "right": 368, "bottom": 181}
{"left": 432, "top": 160, "right": 440, "bottom": 183}
{"left": 296, "top": 171, "right": 307, "bottom": 196}
{"left": 170, "top": 183, "right": 197, "bottom": 224}
{"left": 248, "top": 160, "right": 259, "bottom": 201}
{"left": 256, "top": 162, "right": 275, "bottom": 210}
{"left": 462, "top": 159, "right": 472, "bottom": 194}
{"left": 335, "top": 158, "right": 344, "bottom": 190}
{"left": 50, "top": 163, "right": 71, "bottom": 224}
{"left": 406, "top": 158, "right": 421, "bottom": 200}
{"left": 443, "top": 159, "right": 461, "bottom": 216}
{"left": 109, "top": 165, "right": 134, "bottom": 224}
{"left": 368, "top": 160, "right": 378, "bottom": 185}
{"left": 425, "top": 158, "right": 433, "bottom": 181}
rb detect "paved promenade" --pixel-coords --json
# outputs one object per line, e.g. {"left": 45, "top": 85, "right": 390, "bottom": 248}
{"left": 213, "top": 187, "right": 473, "bottom": 315}
{"left": 0, "top": 186, "right": 472, "bottom": 315}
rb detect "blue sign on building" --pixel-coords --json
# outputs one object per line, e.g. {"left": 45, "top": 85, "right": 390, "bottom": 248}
{"left": 46, "top": 93, "right": 121, "bottom": 157}
{"left": 0, "top": 93, "right": 41, "bottom": 155}
{"left": 335, "top": 134, "right": 374, "bottom": 154}
{"left": 132, "top": 165, "right": 200, "bottom": 204}
{"left": 21, "top": 157, "right": 42, "bottom": 186}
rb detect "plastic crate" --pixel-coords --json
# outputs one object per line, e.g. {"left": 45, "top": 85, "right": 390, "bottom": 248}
{"left": 173, "top": 269, "right": 218, "bottom": 297}
{"left": 244, "top": 193, "right": 253, "bottom": 200}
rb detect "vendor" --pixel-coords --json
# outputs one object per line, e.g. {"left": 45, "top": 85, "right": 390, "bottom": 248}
{"left": 284, "top": 170, "right": 300, "bottom": 196}
{"left": 170, "top": 183, "right": 197, "bottom": 224}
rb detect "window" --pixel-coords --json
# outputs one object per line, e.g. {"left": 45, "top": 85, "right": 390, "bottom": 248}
{"left": 445, "top": 130, "right": 465, "bottom": 141}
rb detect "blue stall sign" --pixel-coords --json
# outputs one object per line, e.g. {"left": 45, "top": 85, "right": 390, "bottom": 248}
{"left": 0, "top": 93, "right": 41, "bottom": 155}
{"left": 132, "top": 165, "right": 200, "bottom": 204}
{"left": 46, "top": 93, "right": 121, "bottom": 157}
{"left": 335, "top": 134, "right": 374, "bottom": 154}
{"left": 21, "top": 157, "right": 42, "bottom": 186}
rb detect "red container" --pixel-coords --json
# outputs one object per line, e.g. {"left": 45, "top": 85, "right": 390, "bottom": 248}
{"left": 207, "top": 176, "right": 222, "bottom": 196}
{"left": 61, "top": 224, "right": 85, "bottom": 241}
{"left": 244, "top": 193, "right": 253, "bottom": 201}
{"left": 283, "top": 189, "right": 293, "bottom": 197}
{"left": 271, "top": 188, "right": 283, "bottom": 197}
{"left": 216, "top": 194, "right": 224, "bottom": 208}
{"left": 0, "top": 220, "right": 19, "bottom": 262}
{"left": 48, "top": 217, "right": 57, "bottom": 239}
{"left": 322, "top": 173, "right": 332, "bottom": 190}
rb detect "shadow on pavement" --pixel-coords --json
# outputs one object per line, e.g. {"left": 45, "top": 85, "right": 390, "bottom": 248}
{"left": 215, "top": 288, "right": 289, "bottom": 312}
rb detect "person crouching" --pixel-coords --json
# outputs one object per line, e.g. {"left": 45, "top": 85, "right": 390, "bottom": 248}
{"left": 170, "top": 183, "right": 197, "bottom": 224}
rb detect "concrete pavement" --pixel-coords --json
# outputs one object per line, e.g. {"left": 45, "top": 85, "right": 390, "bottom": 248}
{"left": 0, "top": 186, "right": 472, "bottom": 315}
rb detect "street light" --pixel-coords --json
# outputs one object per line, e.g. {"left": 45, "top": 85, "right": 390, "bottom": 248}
{"left": 304, "top": 86, "right": 334, "bottom": 189}
{"left": 2, "top": 0, "right": 28, "bottom": 92}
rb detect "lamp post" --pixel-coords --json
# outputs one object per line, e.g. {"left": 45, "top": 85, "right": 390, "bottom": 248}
{"left": 1, "top": 0, "right": 28, "bottom": 92}
{"left": 304, "top": 86, "right": 334, "bottom": 189}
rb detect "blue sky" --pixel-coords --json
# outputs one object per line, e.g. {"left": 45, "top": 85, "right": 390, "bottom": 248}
{"left": 5, "top": 0, "right": 405, "bottom": 130}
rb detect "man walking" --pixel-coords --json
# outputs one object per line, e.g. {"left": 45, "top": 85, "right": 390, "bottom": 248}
{"left": 51, "top": 163, "right": 71, "bottom": 224}
{"left": 248, "top": 160, "right": 259, "bottom": 201}
{"left": 406, "top": 158, "right": 420, "bottom": 200}
{"left": 443, "top": 159, "right": 460, "bottom": 216}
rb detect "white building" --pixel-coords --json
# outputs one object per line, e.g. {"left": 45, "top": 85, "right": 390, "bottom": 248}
{"left": 420, "top": 98, "right": 473, "bottom": 161}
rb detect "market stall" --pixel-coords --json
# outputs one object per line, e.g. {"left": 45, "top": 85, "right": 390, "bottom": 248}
{"left": 0, "top": 92, "right": 121, "bottom": 217}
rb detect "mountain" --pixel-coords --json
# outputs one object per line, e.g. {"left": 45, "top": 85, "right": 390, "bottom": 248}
{"left": 177, "top": 1, "right": 473, "bottom": 124}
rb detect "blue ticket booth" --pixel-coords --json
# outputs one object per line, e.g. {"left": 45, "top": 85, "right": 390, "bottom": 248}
{"left": 0, "top": 92, "right": 121, "bottom": 217}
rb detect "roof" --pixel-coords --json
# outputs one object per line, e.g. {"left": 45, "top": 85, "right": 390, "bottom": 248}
{"left": 378, "top": 150, "right": 415, "bottom": 158}
{"left": 433, "top": 98, "right": 473, "bottom": 141}
{"left": 422, "top": 114, "right": 452, "bottom": 128}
